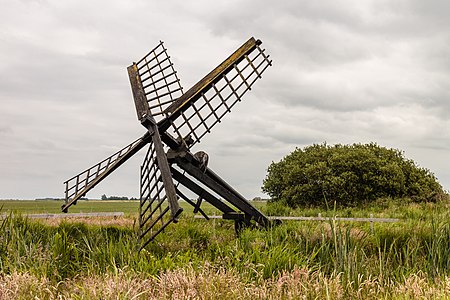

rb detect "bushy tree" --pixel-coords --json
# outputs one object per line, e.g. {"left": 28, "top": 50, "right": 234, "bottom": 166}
{"left": 262, "top": 143, "right": 445, "bottom": 207}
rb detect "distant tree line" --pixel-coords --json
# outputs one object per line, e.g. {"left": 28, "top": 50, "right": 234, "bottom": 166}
{"left": 35, "top": 197, "right": 88, "bottom": 201}
{"left": 100, "top": 194, "right": 137, "bottom": 200}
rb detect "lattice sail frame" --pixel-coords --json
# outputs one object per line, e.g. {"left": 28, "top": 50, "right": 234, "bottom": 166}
{"left": 133, "top": 41, "right": 184, "bottom": 122}
{"left": 160, "top": 38, "right": 272, "bottom": 148}
{"left": 132, "top": 38, "right": 272, "bottom": 246}
{"left": 62, "top": 37, "right": 272, "bottom": 248}
{"left": 169, "top": 44, "right": 270, "bottom": 147}
{"left": 62, "top": 136, "right": 149, "bottom": 212}
{"left": 139, "top": 139, "right": 180, "bottom": 248}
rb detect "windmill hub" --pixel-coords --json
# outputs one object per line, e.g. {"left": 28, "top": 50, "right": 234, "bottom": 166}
{"left": 62, "top": 37, "right": 274, "bottom": 249}
{"left": 193, "top": 151, "right": 209, "bottom": 172}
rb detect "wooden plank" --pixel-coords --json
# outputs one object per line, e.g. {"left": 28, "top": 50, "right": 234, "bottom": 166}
{"left": 175, "top": 159, "right": 269, "bottom": 227}
{"left": 194, "top": 215, "right": 400, "bottom": 223}
{"left": 61, "top": 134, "right": 150, "bottom": 213}
{"left": 268, "top": 216, "right": 399, "bottom": 222}
{"left": 128, "top": 63, "right": 150, "bottom": 122}
{"left": 159, "top": 37, "right": 260, "bottom": 132}
{"left": 170, "top": 167, "right": 235, "bottom": 214}
{"left": 147, "top": 122, "right": 182, "bottom": 220}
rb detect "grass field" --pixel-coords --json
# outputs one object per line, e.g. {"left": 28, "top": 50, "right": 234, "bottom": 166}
{"left": 1, "top": 198, "right": 450, "bottom": 299}
{"left": 0, "top": 200, "right": 140, "bottom": 215}
{"left": 0, "top": 199, "right": 267, "bottom": 215}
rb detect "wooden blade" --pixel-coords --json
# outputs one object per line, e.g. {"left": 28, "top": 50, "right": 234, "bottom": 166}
{"left": 128, "top": 41, "right": 184, "bottom": 123}
{"left": 62, "top": 134, "right": 150, "bottom": 212}
{"left": 139, "top": 123, "right": 182, "bottom": 249}
{"left": 159, "top": 37, "right": 272, "bottom": 148}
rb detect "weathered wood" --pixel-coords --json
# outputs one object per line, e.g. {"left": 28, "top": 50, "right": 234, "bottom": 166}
{"left": 145, "top": 120, "right": 182, "bottom": 220}
{"left": 62, "top": 37, "right": 273, "bottom": 246}
{"left": 175, "top": 188, "right": 210, "bottom": 220}
{"left": 159, "top": 37, "right": 260, "bottom": 132}
{"left": 128, "top": 63, "right": 150, "bottom": 121}
{"left": 174, "top": 158, "right": 270, "bottom": 228}
{"left": 268, "top": 216, "right": 400, "bottom": 222}
{"left": 194, "top": 215, "right": 400, "bottom": 223}
{"left": 170, "top": 167, "right": 235, "bottom": 214}
{"left": 62, "top": 134, "right": 150, "bottom": 213}
{"left": 140, "top": 215, "right": 176, "bottom": 249}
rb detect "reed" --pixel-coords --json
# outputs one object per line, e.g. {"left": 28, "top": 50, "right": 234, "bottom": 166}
{"left": 0, "top": 200, "right": 449, "bottom": 298}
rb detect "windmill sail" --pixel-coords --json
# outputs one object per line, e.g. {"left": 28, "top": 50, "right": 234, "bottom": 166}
{"left": 159, "top": 37, "right": 272, "bottom": 148}
{"left": 128, "top": 41, "right": 184, "bottom": 123}
{"left": 62, "top": 135, "right": 150, "bottom": 212}
{"left": 139, "top": 129, "right": 182, "bottom": 249}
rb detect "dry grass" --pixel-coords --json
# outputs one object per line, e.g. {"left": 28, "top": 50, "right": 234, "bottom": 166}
{"left": 34, "top": 216, "right": 136, "bottom": 227}
{"left": 1, "top": 265, "right": 449, "bottom": 300}
{"left": 2, "top": 201, "right": 450, "bottom": 299}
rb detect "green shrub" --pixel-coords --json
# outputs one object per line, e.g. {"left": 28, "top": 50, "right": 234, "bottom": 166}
{"left": 262, "top": 143, "right": 445, "bottom": 207}
{"left": 263, "top": 201, "right": 291, "bottom": 216}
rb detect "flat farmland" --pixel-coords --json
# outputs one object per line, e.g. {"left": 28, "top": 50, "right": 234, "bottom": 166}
{"left": 0, "top": 200, "right": 140, "bottom": 215}
{"left": 0, "top": 199, "right": 267, "bottom": 216}
{"left": 1, "top": 198, "right": 450, "bottom": 299}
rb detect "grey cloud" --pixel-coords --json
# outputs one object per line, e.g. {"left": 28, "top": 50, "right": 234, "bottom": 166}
{"left": 0, "top": 126, "right": 12, "bottom": 135}
{"left": 0, "top": 0, "right": 449, "bottom": 199}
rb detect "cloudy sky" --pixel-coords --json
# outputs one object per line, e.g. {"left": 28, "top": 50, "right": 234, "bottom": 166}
{"left": 1, "top": 0, "right": 449, "bottom": 200}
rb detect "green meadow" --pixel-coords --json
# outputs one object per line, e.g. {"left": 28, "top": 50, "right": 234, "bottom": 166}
{"left": 0, "top": 200, "right": 139, "bottom": 215}
{"left": 0, "top": 198, "right": 449, "bottom": 299}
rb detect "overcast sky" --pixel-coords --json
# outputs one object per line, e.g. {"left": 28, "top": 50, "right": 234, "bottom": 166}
{"left": 1, "top": 0, "right": 449, "bottom": 200}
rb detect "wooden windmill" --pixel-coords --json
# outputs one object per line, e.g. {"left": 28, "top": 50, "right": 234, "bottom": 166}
{"left": 62, "top": 37, "right": 273, "bottom": 249}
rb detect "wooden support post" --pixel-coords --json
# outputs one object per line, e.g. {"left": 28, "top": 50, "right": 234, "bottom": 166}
{"left": 144, "top": 118, "right": 182, "bottom": 220}
{"left": 174, "top": 158, "right": 269, "bottom": 228}
{"left": 170, "top": 167, "right": 235, "bottom": 214}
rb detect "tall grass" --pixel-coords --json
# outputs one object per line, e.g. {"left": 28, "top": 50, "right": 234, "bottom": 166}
{"left": 1, "top": 201, "right": 450, "bottom": 298}
{"left": 2, "top": 266, "right": 449, "bottom": 299}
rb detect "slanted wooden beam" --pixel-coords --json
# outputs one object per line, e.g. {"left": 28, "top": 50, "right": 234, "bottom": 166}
{"left": 158, "top": 37, "right": 261, "bottom": 132}
{"left": 173, "top": 157, "right": 269, "bottom": 228}
{"left": 128, "top": 63, "right": 150, "bottom": 122}
{"left": 170, "top": 167, "right": 235, "bottom": 214}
